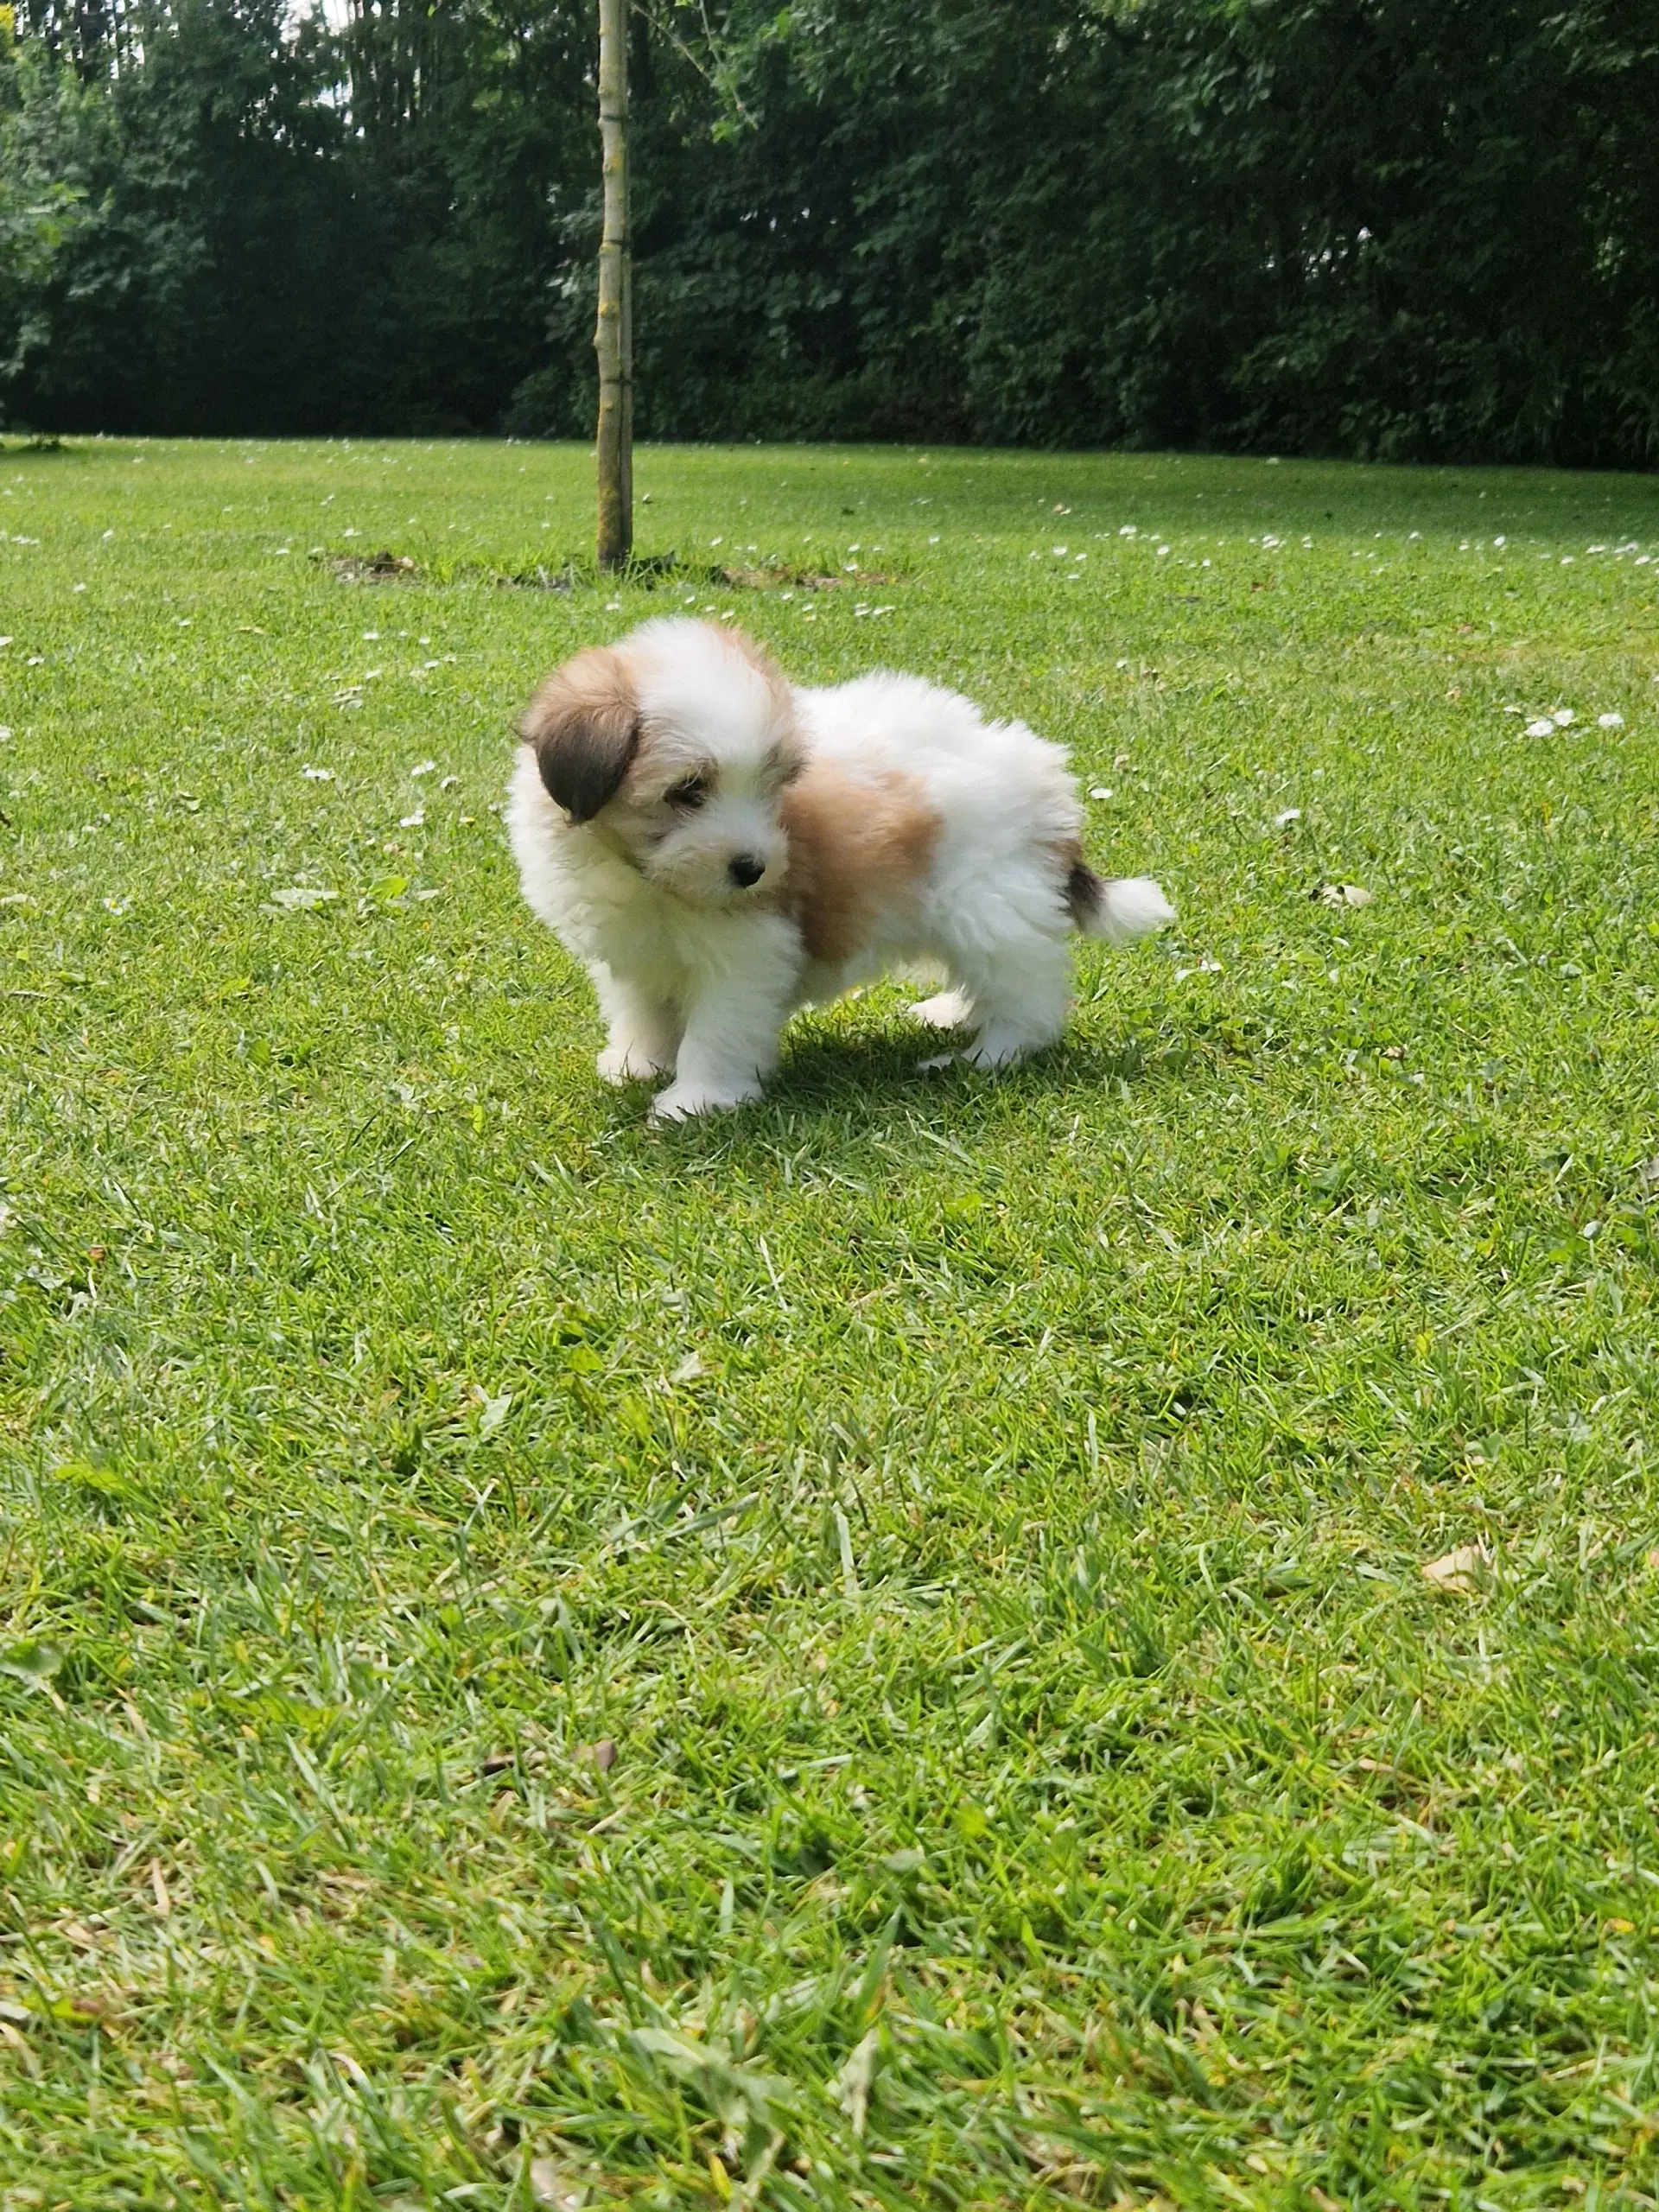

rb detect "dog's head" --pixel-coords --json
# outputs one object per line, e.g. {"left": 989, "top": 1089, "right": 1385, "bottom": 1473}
{"left": 520, "top": 618, "right": 801, "bottom": 907}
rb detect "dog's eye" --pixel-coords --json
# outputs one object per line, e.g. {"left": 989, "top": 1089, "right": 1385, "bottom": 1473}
{"left": 666, "top": 776, "right": 709, "bottom": 810}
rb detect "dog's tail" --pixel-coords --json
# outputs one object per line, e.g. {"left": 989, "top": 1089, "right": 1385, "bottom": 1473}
{"left": 1065, "top": 861, "right": 1176, "bottom": 944}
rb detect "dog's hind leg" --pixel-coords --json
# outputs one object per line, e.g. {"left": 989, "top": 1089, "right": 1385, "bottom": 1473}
{"left": 951, "top": 933, "right": 1073, "bottom": 1069}
{"left": 593, "top": 963, "right": 680, "bottom": 1084}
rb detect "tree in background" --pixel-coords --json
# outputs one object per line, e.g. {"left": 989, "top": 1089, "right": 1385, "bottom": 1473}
{"left": 0, "top": 12, "right": 83, "bottom": 428}
{"left": 594, "top": 0, "right": 630, "bottom": 569}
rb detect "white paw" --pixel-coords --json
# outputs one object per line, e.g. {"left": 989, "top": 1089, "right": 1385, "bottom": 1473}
{"left": 598, "top": 1042, "right": 671, "bottom": 1085}
{"left": 915, "top": 1052, "right": 958, "bottom": 1073}
{"left": 962, "top": 1029, "right": 1049, "bottom": 1070}
{"left": 907, "top": 989, "right": 974, "bottom": 1032}
{"left": 649, "top": 1078, "right": 763, "bottom": 1123}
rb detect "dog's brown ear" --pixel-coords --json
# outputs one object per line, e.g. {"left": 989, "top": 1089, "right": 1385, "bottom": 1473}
{"left": 519, "top": 645, "right": 640, "bottom": 822}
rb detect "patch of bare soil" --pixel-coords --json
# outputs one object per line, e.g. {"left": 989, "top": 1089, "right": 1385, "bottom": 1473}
{"left": 493, "top": 563, "right": 575, "bottom": 592}
{"left": 327, "top": 549, "right": 421, "bottom": 582}
{"left": 721, "top": 562, "right": 895, "bottom": 591}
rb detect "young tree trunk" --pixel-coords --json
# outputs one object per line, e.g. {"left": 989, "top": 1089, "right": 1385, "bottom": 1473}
{"left": 594, "top": 0, "right": 632, "bottom": 572}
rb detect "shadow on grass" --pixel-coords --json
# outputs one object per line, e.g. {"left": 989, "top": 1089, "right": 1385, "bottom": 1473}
{"left": 620, "top": 1011, "right": 1202, "bottom": 1154}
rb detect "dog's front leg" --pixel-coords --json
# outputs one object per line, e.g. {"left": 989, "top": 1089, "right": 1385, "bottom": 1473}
{"left": 592, "top": 963, "right": 679, "bottom": 1084}
{"left": 649, "top": 925, "right": 798, "bottom": 1122}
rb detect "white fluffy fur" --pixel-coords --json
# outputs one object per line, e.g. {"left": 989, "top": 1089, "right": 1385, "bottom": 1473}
{"left": 507, "top": 618, "right": 1173, "bottom": 1119}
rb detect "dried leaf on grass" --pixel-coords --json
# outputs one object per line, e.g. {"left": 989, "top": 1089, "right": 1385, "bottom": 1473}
{"left": 474, "top": 1389, "right": 512, "bottom": 1436}
{"left": 628, "top": 2025, "right": 792, "bottom": 2139}
{"left": 1422, "top": 1542, "right": 1491, "bottom": 1593}
{"left": 837, "top": 2025, "right": 880, "bottom": 2137}
{"left": 529, "top": 2156, "right": 589, "bottom": 2209}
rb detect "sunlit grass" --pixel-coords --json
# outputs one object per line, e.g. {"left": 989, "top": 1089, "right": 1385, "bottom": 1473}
{"left": 3, "top": 435, "right": 1659, "bottom": 2208}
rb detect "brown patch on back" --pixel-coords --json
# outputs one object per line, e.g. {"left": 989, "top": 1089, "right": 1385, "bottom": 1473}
{"left": 779, "top": 762, "right": 942, "bottom": 966}
{"left": 519, "top": 644, "right": 640, "bottom": 822}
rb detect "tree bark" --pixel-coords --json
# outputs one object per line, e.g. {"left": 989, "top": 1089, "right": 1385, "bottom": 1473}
{"left": 595, "top": 0, "right": 632, "bottom": 572}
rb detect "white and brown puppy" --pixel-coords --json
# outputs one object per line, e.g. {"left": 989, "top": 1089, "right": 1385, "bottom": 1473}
{"left": 506, "top": 616, "right": 1173, "bottom": 1120}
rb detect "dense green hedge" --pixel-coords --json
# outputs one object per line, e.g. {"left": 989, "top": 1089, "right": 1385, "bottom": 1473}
{"left": 3, "top": 0, "right": 1656, "bottom": 463}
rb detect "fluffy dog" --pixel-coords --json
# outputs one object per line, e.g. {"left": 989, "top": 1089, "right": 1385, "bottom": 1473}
{"left": 506, "top": 617, "right": 1173, "bottom": 1120}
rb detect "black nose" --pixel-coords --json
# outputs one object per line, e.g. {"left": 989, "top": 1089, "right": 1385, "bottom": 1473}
{"left": 728, "top": 854, "right": 765, "bottom": 888}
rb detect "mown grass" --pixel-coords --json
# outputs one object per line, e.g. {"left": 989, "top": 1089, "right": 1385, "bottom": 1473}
{"left": 3, "top": 435, "right": 1659, "bottom": 2210}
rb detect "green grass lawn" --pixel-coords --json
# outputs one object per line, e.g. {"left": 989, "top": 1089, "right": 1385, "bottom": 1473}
{"left": 3, "top": 435, "right": 1659, "bottom": 2211}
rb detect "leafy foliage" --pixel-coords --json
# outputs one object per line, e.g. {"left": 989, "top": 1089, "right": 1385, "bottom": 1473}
{"left": 2, "top": 3, "right": 1658, "bottom": 457}
{"left": 647, "top": 0, "right": 1659, "bottom": 462}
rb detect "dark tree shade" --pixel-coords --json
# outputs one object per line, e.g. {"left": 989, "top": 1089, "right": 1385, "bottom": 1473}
{"left": 3, "top": 0, "right": 1656, "bottom": 466}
